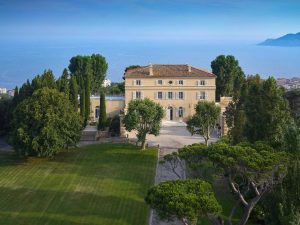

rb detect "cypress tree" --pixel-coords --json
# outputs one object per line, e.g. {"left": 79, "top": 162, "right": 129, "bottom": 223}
{"left": 98, "top": 89, "right": 107, "bottom": 130}
{"left": 79, "top": 75, "right": 85, "bottom": 121}
{"left": 59, "top": 68, "right": 70, "bottom": 96}
{"left": 69, "top": 76, "right": 78, "bottom": 110}
{"left": 84, "top": 67, "right": 91, "bottom": 123}
{"left": 13, "top": 86, "right": 19, "bottom": 98}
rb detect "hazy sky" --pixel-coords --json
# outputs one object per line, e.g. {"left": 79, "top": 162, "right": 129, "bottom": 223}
{"left": 1, "top": 0, "right": 300, "bottom": 42}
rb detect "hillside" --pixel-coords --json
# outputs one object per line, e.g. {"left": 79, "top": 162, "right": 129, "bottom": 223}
{"left": 259, "top": 32, "right": 300, "bottom": 46}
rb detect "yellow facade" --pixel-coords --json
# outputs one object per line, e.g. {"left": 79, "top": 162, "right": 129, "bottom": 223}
{"left": 90, "top": 96, "right": 125, "bottom": 122}
{"left": 124, "top": 64, "right": 216, "bottom": 121}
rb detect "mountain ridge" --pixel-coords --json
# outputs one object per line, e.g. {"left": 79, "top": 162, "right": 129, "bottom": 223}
{"left": 259, "top": 32, "right": 300, "bottom": 46}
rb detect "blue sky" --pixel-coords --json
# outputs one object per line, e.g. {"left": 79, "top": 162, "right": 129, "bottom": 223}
{"left": 1, "top": 0, "right": 300, "bottom": 42}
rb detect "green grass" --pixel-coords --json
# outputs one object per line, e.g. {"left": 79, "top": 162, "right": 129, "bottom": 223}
{"left": 0, "top": 144, "right": 158, "bottom": 225}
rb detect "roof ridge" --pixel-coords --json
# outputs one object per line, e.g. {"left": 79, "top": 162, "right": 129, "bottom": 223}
{"left": 190, "top": 66, "right": 215, "bottom": 75}
{"left": 124, "top": 64, "right": 216, "bottom": 78}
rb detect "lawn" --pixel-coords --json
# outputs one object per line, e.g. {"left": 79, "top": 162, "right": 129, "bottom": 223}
{"left": 0, "top": 144, "right": 158, "bottom": 225}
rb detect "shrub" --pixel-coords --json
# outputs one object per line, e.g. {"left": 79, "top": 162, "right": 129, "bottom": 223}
{"left": 10, "top": 88, "right": 83, "bottom": 157}
{"left": 109, "top": 116, "right": 120, "bottom": 136}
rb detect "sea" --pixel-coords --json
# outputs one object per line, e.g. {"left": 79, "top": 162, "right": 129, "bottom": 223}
{"left": 0, "top": 39, "right": 299, "bottom": 89}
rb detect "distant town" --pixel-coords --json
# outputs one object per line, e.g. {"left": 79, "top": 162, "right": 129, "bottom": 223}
{"left": 0, "top": 87, "right": 15, "bottom": 98}
{"left": 276, "top": 77, "right": 300, "bottom": 90}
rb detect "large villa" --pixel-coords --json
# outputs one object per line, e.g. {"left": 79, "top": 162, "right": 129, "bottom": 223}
{"left": 90, "top": 64, "right": 231, "bottom": 134}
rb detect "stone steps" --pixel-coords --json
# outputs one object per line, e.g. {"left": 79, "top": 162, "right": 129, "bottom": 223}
{"left": 80, "top": 131, "right": 97, "bottom": 141}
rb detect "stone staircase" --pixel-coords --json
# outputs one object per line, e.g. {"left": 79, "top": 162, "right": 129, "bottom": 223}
{"left": 80, "top": 125, "right": 97, "bottom": 141}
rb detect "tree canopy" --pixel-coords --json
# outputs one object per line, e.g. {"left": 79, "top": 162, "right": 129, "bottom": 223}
{"left": 123, "top": 98, "right": 164, "bottom": 149}
{"left": 145, "top": 179, "right": 222, "bottom": 225}
{"left": 187, "top": 101, "right": 220, "bottom": 146}
{"left": 106, "top": 82, "right": 125, "bottom": 95}
{"left": 224, "top": 75, "right": 290, "bottom": 146}
{"left": 10, "top": 88, "right": 82, "bottom": 157}
{"left": 0, "top": 96, "right": 13, "bottom": 136}
{"left": 211, "top": 55, "right": 245, "bottom": 101}
{"left": 177, "top": 141, "right": 288, "bottom": 225}
{"left": 91, "top": 54, "right": 108, "bottom": 94}
{"left": 69, "top": 54, "right": 108, "bottom": 124}
{"left": 56, "top": 68, "right": 70, "bottom": 96}
{"left": 124, "top": 65, "right": 141, "bottom": 72}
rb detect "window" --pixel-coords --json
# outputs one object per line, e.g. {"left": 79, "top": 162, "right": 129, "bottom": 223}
{"left": 178, "top": 107, "right": 184, "bottom": 117}
{"left": 95, "top": 106, "right": 100, "bottom": 118}
{"left": 178, "top": 92, "right": 184, "bottom": 99}
{"left": 168, "top": 92, "right": 173, "bottom": 99}
{"left": 198, "top": 80, "right": 206, "bottom": 86}
{"left": 157, "top": 92, "right": 163, "bottom": 99}
{"left": 178, "top": 80, "right": 184, "bottom": 85}
{"left": 157, "top": 80, "right": 163, "bottom": 85}
{"left": 199, "top": 91, "right": 207, "bottom": 100}
{"left": 136, "top": 91, "right": 142, "bottom": 99}
{"left": 168, "top": 80, "right": 173, "bottom": 85}
{"left": 136, "top": 80, "right": 141, "bottom": 85}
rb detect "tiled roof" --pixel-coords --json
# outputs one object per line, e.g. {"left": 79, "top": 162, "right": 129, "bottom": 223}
{"left": 124, "top": 64, "right": 216, "bottom": 78}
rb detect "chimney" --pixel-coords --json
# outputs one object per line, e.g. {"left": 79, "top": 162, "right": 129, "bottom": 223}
{"left": 149, "top": 64, "right": 153, "bottom": 76}
{"left": 187, "top": 64, "right": 191, "bottom": 73}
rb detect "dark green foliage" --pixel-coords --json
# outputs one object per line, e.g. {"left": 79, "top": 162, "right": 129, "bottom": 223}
{"left": 123, "top": 98, "right": 164, "bottom": 149}
{"left": 69, "top": 56, "right": 89, "bottom": 123}
{"left": 0, "top": 96, "right": 13, "bottom": 136}
{"left": 106, "top": 82, "right": 125, "bottom": 95}
{"left": 17, "top": 70, "right": 57, "bottom": 103}
{"left": 124, "top": 65, "right": 141, "bottom": 72}
{"left": 261, "top": 118, "right": 300, "bottom": 225}
{"left": 69, "top": 54, "right": 108, "bottom": 124}
{"left": 12, "top": 86, "right": 19, "bottom": 105}
{"left": 98, "top": 91, "right": 107, "bottom": 130}
{"left": 187, "top": 101, "right": 221, "bottom": 146}
{"left": 69, "top": 75, "right": 78, "bottom": 110}
{"left": 224, "top": 101, "right": 247, "bottom": 144}
{"left": 79, "top": 75, "right": 86, "bottom": 120}
{"left": 211, "top": 55, "right": 245, "bottom": 101}
{"left": 145, "top": 179, "right": 222, "bottom": 225}
{"left": 18, "top": 79, "right": 33, "bottom": 102}
{"left": 225, "top": 75, "right": 290, "bottom": 146}
{"left": 57, "top": 68, "right": 70, "bottom": 96}
{"left": 286, "top": 88, "right": 300, "bottom": 118}
{"left": 262, "top": 162, "right": 300, "bottom": 225}
{"left": 91, "top": 54, "right": 108, "bottom": 94}
{"left": 178, "top": 142, "right": 288, "bottom": 225}
{"left": 244, "top": 76, "right": 290, "bottom": 146}
{"left": 223, "top": 73, "right": 298, "bottom": 225}
{"left": 10, "top": 88, "right": 82, "bottom": 157}
{"left": 83, "top": 57, "right": 92, "bottom": 122}
{"left": 40, "top": 70, "right": 57, "bottom": 89}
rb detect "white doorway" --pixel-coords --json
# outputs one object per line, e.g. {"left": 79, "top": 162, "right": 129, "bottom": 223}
{"left": 167, "top": 106, "right": 174, "bottom": 121}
